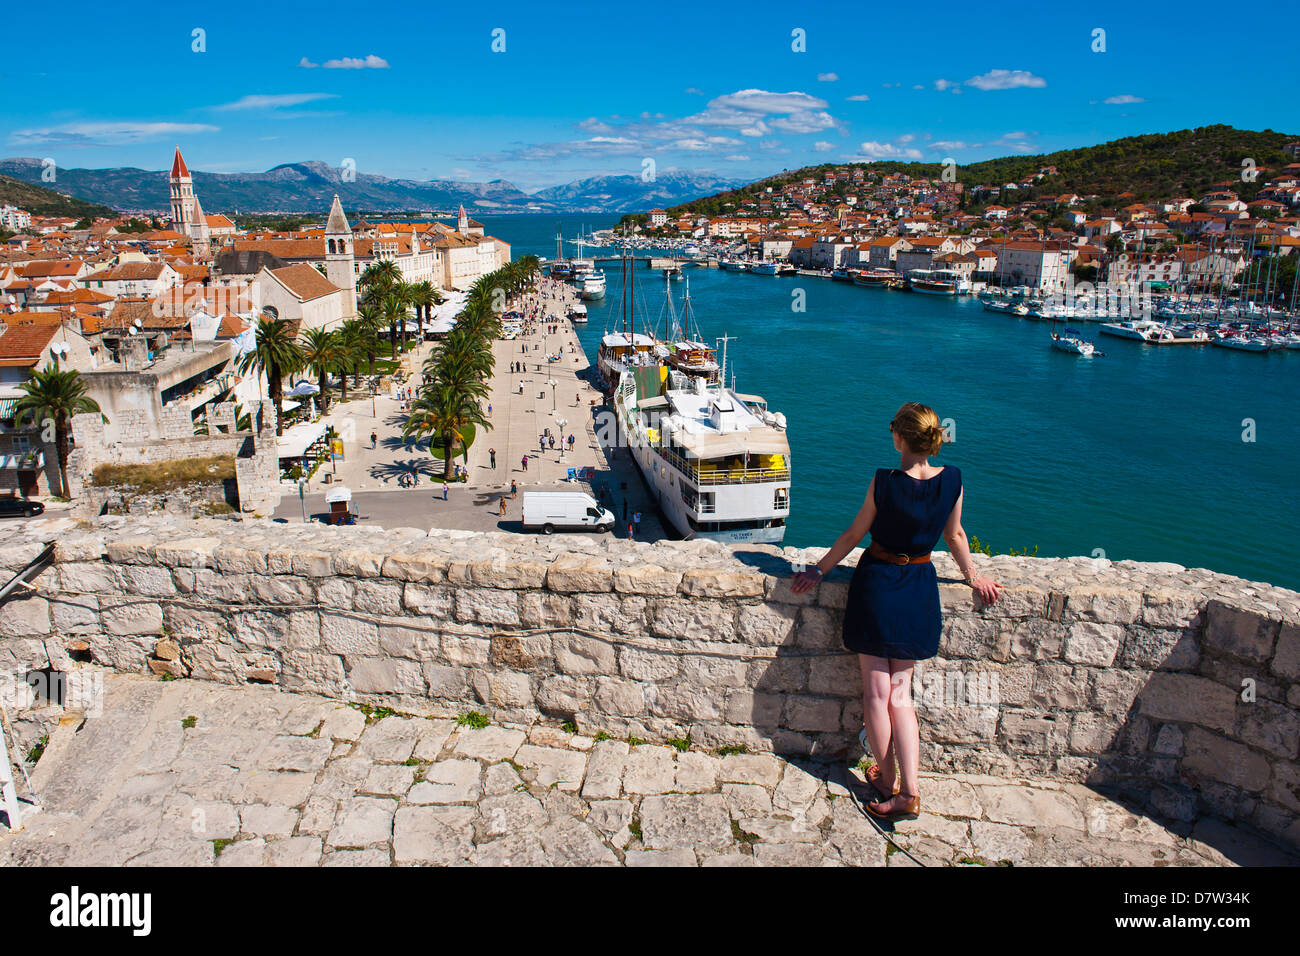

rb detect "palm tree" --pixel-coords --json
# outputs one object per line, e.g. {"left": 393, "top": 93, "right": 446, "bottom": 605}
{"left": 355, "top": 301, "right": 384, "bottom": 375}
{"left": 238, "top": 315, "right": 303, "bottom": 435}
{"left": 299, "top": 328, "right": 340, "bottom": 413}
{"left": 403, "top": 381, "right": 490, "bottom": 480}
{"left": 381, "top": 288, "right": 409, "bottom": 356}
{"left": 409, "top": 280, "right": 438, "bottom": 324}
{"left": 334, "top": 320, "right": 367, "bottom": 400}
{"left": 14, "top": 365, "right": 104, "bottom": 499}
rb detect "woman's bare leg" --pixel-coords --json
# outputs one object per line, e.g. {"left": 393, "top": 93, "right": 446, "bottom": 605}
{"left": 859, "top": 655, "right": 896, "bottom": 790}
{"left": 884, "top": 660, "right": 920, "bottom": 804}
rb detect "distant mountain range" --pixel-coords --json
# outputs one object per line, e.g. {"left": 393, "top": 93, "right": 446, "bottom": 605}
{"left": 0, "top": 158, "right": 741, "bottom": 217}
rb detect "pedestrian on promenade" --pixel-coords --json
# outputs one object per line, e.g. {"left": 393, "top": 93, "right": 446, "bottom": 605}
{"left": 548, "top": 436, "right": 555, "bottom": 450}
{"left": 489, "top": 448, "right": 497, "bottom": 468}
{"left": 370, "top": 431, "right": 377, "bottom": 449}
{"left": 488, "top": 403, "right": 493, "bottom": 417}
{"left": 568, "top": 434, "right": 575, "bottom": 450}
{"left": 789, "top": 402, "right": 1002, "bottom": 822}
{"left": 442, "top": 481, "right": 449, "bottom": 501}
{"left": 499, "top": 495, "right": 507, "bottom": 517}
{"left": 626, "top": 520, "right": 634, "bottom": 538}
{"left": 633, "top": 511, "right": 641, "bottom": 534}
{"left": 510, "top": 480, "right": 517, "bottom": 497}
{"left": 521, "top": 455, "right": 528, "bottom": 472}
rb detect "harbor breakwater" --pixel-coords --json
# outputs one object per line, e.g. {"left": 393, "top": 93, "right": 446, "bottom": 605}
{"left": 1, "top": 515, "right": 1297, "bottom": 852}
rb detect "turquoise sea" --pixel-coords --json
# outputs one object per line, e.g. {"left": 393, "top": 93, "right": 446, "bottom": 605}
{"left": 481, "top": 214, "right": 1299, "bottom": 591}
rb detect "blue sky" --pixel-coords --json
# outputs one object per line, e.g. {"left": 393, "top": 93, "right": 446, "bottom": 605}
{"left": 4, "top": 0, "right": 1298, "bottom": 191}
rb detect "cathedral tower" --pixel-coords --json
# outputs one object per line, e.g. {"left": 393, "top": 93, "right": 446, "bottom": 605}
{"left": 325, "top": 193, "right": 357, "bottom": 317}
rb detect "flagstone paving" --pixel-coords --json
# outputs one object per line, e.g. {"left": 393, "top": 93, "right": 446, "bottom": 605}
{"left": 2, "top": 674, "right": 1294, "bottom": 867}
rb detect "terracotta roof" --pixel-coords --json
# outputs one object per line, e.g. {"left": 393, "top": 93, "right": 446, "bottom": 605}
{"left": 171, "top": 147, "right": 190, "bottom": 179}
{"left": 233, "top": 238, "right": 327, "bottom": 260}
{"left": 0, "top": 312, "right": 63, "bottom": 367}
{"left": 268, "top": 264, "right": 341, "bottom": 302}
{"left": 216, "top": 313, "right": 247, "bottom": 338}
{"left": 16, "top": 260, "right": 84, "bottom": 278}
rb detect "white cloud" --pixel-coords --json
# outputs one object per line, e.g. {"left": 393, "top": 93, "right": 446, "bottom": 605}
{"left": 768, "top": 110, "right": 837, "bottom": 134}
{"left": 684, "top": 87, "right": 705, "bottom": 95}
{"left": 813, "top": 141, "right": 834, "bottom": 152}
{"left": 965, "top": 69, "right": 1046, "bottom": 91}
{"left": 897, "top": 133, "right": 916, "bottom": 144}
{"left": 724, "top": 154, "right": 750, "bottom": 161}
{"left": 705, "top": 89, "right": 829, "bottom": 114}
{"left": 817, "top": 72, "right": 839, "bottom": 82}
{"left": 9, "top": 121, "right": 219, "bottom": 147}
{"left": 929, "top": 140, "right": 970, "bottom": 151}
{"left": 298, "top": 57, "right": 318, "bottom": 68}
{"left": 215, "top": 93, "right": 338, "bottom": 111}
{"left": 846, "top": 94, "right": 871, "bottom": 101}
{"left": 934, "top": 79, "right": 956, "bottom": 91}
{"left": 1104, "top": 94, "right": 1144, "bottom": 104}
{"left": 855, "top": 140, "right": 924, "bottom": 160}
{"left": 316, "top": 54, "right": 390, "bottom": 70}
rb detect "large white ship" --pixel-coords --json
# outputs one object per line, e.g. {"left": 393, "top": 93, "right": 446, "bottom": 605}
{"left": 607, "top": 265, "right": 790, "bottom": 544}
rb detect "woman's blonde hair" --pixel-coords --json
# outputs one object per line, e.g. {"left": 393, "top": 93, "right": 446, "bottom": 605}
{"left": 890, "top": 402, "right": 944, "bottom": 457}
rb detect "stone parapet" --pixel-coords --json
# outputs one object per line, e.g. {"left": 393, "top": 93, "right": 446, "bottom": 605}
{"left": 2, "top": 514, "right": 1296, "bottom": 851}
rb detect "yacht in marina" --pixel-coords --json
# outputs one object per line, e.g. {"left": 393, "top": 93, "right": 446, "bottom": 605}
{"left": 906, "top": 269, "right": 960, "bottom": 295}
{"left": 1099, "top": 319, "right": 1176, "bottom": 343}
{"left": 1050, "top": 328, "right": 1101, "bottom": 356}
{"left": 750, "top": 261, "right": 780, "bottom": 275}
{"left": 854, "top": 268, "right": 904, "bottom": 289}
{"left": 577, "top": 271, "right": 607, "bottom": 299}
{"left": 568, "top": 302, "right": 588, "bottom": 324}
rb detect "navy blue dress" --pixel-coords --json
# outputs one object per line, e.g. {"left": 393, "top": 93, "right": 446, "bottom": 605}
{"left": 842, "top": 466, "right": 962, "bottom": 660}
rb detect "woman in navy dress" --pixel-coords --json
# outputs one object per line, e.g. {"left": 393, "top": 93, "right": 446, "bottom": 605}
{"left": 790, "top": 402, "right": 1001, "bottom": 819}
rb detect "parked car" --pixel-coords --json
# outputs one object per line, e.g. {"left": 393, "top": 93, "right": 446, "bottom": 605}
{"left": 0, "top": 497, "right": 43, "bottom": 518}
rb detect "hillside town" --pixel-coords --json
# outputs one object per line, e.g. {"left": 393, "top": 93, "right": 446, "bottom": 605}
{"left": 619, "top": 141, "right": 1300, "bottom": 299}
{"left": 0, "top": 147, "right": 511, "bottom": 503}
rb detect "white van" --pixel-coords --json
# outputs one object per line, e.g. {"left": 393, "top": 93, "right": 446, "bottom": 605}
{"left": 522, "top": 491, "right": 615, "bottom": 534}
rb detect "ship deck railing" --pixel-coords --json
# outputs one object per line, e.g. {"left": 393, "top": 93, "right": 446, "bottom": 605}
{"left": 659, "top": 446, "right": 790, "bottom": 486}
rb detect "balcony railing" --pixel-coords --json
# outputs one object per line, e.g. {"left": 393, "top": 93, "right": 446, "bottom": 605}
{"left": 0, "top": 450, "right": 43, "bottom": 470}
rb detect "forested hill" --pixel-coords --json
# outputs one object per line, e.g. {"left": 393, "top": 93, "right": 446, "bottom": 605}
{"left": 667, "top": 125, "right": 1299, "bottom": 216}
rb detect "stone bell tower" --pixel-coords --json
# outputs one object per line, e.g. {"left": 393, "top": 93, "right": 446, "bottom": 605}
{"left": 324, "top": 193, "right": 356, "bottom": 317}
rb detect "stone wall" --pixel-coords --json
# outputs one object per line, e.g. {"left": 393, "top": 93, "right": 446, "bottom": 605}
{"left": 2, "top": 515, "right": 1296, "bottom": 851}
{"left": 68, "top": 400, "right": 281, "bottom": 514}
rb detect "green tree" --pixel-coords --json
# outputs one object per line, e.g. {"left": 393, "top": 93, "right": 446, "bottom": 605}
{"left": 14, "top": 366, "right": 104, "bottom": 499}
{"left": 299, "top": 328, "right": 340, "bottom": 413}
{"left": 402, "top": 382, "right": 489, "bottom": 480}
{"left": 238, "top": 316, "right": 303, "bottom": 436}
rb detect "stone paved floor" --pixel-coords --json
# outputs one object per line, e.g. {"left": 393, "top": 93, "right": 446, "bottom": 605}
{"left": 2, "top": 674, "right": 1293, "bottom": 867}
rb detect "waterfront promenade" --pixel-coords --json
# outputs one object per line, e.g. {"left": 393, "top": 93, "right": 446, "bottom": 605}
{"left": 274, "top": 279, "right": 666, "bottom": 540}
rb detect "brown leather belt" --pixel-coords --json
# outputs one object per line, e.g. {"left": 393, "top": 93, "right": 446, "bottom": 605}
{"left": 869, "top": 541, "right": 932, "bottom": 565}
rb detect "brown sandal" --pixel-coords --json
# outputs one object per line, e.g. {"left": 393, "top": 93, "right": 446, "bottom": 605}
{"left": 866, "top": 792, "right": 920, "bottom": 821}
{"left": 864, "top": 763, "right": 900, "bottom": 802}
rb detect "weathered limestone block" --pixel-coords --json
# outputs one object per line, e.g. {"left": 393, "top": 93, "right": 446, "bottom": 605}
{"left": 333, "top": 548, "right": 384, "bottom": 578}
{"left": 1117, "top": 625, "right": 1199, "bottom": 671}
{"left": 783, "top": 695, "right": 841, "bottom": 733}
{"left": 51, "top": 591, "right": 99, "bottom": 633}
{"left": 593, "top": 676, "right": 645, "bottom": 716}
{"left": 735, "top": 602, "right": 797, "bottom": 646}
{"left": 176, "top": 568, "right": 251, "bottom": 604}
{"left": 517, "top": 591, "right": 573, "bottom": 628}
{"left": 472, "top": 669, "right": 533, "bottom": 708}
{"left": 213, "top": 545, "right": 269, "bottom": 576}
{"left": 1063, "top": 622, "right": 1125, "bottom": 666}
{"left": 679, "top": 649, "right": 749, "bottom": 687}
{"left": 1089, "top": 667, "right": 1145, "bottom": 714}
{"left": 454, "top": 588, "right": 520, "bottom": 627}
{"left": 1182, "top": 726, "right": 1271, "bottom": 792}
{"left": 489, "top": 632, "right": 553, "bottom": 669}
{"left": 998, "top": 710, "right": 1070, "bottom": 755}
{"left": 679, "top": 568, "right": 764, "bottom": 599}
{"left": 945, "top": 614, "right": 1011, "bottom": 661}
{"left": 105, "top": 537, "right": 156, "bottom": 565}
{"left": 348, "top": 657, "right": 425, "bottom": 695}
{"left": 920, "top": 703, "right": 999, "bottom": 745}
{"left": 468, "top": 556, "right": 548, "bottom": 589}
{"left": 1203, "top": 600, "right": 1280, "bottom": 663}
{"left": 546, "top": 553, "right": 614, "bottom": 592}
{"left": 553, "top": 633, "right": 616, "bottom": 676}
{"left": 153, "top": 537, "right": 219, "bottom": 569}
{"left": 724, "top": 688, "right": 783, "bottom": 727}
{"left": 1030, "top": 664, "right": 1089, "bottom": 711}
{"left": 403, "top": 583, "right": 454, "bottom": 618}
{"left": 570, "top": 594, "right": 647, "bottom": 634}
{"left": 251, "top": 575, "right": 314, "bottom": 606}
{"left": 1272, "top": 623, "right": 1300, "bottom": 681}
{"left": 100, "top": 597, "right": 162, "bottom": 637}
{"left": 618, "top": 644, "right": 680, "bottom": 682}
{"left": 382, "top": 551, "right": 448, "bottom": 584}
{"left": 1006, "top": 618, "right": 1065, "bottom": 661}
{"left": 1234, "top": 699, "right": 1300, "bottom": 760}
{"left": 535, "top": 675, "right": 593, "bottom": 715}
{"left": 649, "top": 598, "right": 735, "bottom": 638}
{"left": 808, "top": 654, "right": 858, "bottom": 697}
{"left": 1141, "top": 589, "right": 1202, "bottom": 629}
{"left": 1138, "top": 672, "right": 1239, "bottom": 735}
{"left": 118, "top": 564, "right": 177, "bottom": 598}
{"left": 649, "top": 682, "right": 723, "bottom": 722}
{"left": 320, "top": 612, "right": 380, "bottom": 657}
{"left": 440, "top": 632, "right": 491, "bottom": 666}
{"left": 613, "top": 563, "right": 683, "bottom": 596}
{"left": 1066, "top": 587, "right": 1143, "bottom": 625}
{"left": 422, "top": 663, "right": 471, "bottom": 700}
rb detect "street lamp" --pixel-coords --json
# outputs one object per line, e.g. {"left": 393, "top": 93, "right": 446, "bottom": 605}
{"left": 547, "top": 378, "right": 557, "bottom": 412}
{"left": 370, "top": 381, "right": 377, "bottom": 418}
{"left": 556, "top": 417, "right": 567, "bottom": 458}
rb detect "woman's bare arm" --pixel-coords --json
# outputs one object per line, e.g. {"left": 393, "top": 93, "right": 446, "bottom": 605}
{"left": 943, "top": 489, "right": 1001, "bottom": 604}
{"left": 790, "top": 477, "right": 877, "bottom": 592}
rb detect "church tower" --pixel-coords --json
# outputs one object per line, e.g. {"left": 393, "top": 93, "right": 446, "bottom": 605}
{"left": 325, "top": 194, "right": 357, "bottom": 317}
{"left": 169, "top": 146, "right": 211, "bottom": 258}
{"left": 169, "top": 146, "right": 195, "bottom": 233}
{"left": 457, "top": 203, "right": 469, "bottom": 235}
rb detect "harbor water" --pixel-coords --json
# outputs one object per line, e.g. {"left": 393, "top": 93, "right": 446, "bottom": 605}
{"left": 485, "top": 214, "right": 1299, "bottom": 591}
